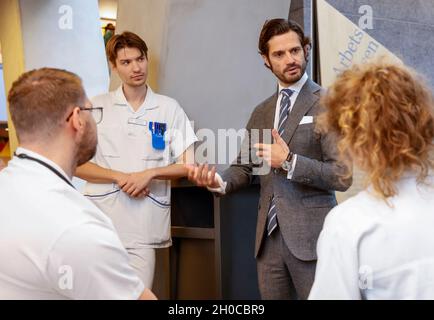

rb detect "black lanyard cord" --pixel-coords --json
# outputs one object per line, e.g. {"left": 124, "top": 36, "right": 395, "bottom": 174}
{"left": 14, "top": 152, "right": 75, "bottom": 189}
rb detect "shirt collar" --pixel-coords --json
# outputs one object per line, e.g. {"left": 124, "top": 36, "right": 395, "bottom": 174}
{"left": 278, "top": 72, "right": 308, "bottom": 96}
{"left": 113, "top": 85, "right": 159, "bottom": 111}
{"left": 113, "top": 85, "right": 128, "bottom": 106}
{"left": 15, "top": 147, "right": 71, "bottom": 182}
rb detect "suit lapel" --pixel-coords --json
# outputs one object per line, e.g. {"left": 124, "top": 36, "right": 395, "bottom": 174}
{"left": 263, "top": 93, "right": 278, "bottom": 130}
{"left": 281, "top": 79, "right": 320, "bottom": 144}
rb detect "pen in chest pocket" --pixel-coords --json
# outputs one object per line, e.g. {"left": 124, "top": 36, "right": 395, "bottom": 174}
{"left": 149, "top": 121, "right": 167, "bottom": 150}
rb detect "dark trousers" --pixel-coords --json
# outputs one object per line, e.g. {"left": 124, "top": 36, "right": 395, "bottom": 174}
{"left": 256, "top": 227, "right": 316, "bottom": 300}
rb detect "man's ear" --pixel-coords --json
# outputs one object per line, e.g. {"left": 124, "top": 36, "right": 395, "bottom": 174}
{"left": 304, "top": 44, "right": 311, "bottom": 62}
{"left": 261, "top": 54, "right": 271, "bottom": 69}
{"left": 110, "top": 60, "right": 118, "bottom": 74}
{"left": 69, "top": 107, "right": 85, "bottom": 135}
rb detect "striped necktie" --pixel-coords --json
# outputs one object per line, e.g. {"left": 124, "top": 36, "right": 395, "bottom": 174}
{"left": 266, "top": 88, "right": 294, "bottom": 236}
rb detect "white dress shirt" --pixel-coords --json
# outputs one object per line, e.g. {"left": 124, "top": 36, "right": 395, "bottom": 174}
{"left": 309, "top": 173, "right": 434, "bottom": 300}
{"left": 210, "top": 73, "right": 308, "bottom": 194}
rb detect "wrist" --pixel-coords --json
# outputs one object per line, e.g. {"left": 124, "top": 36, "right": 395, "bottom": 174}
{"left": 279, "top": 150, "right": 290, "bottom": 167}
{"left": 111, "top": 171, "right": 124, "bottom": 184}
{"left": 281, "top": 151, "right": 295, "bottom": 172}
{"left": 286, "top": 150, "right": 294, "bottom": 163}
{"left": 208, "top": 172, "right": 221, "bottom": 188}
{"left": 146, "top": 168, "right": 158, "bottom": 179}
{"left": 211, "top": 177, "right": 220, "bottom": 188}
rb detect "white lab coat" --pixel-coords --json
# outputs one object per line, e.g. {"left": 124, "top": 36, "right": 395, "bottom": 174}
{"left": 309, "top": 173, "right": 434, "bottom": 300}
{"left": 0, "top": 148, "right": 144, "bottom": 299}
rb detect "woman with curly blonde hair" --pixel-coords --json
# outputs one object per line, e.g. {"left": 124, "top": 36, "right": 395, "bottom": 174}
{"left": 309, "top": 61, "right": 434, "bottom": 300}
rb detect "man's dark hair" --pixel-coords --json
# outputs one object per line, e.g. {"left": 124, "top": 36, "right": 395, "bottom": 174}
{"left": 258, "top": 19, "right": 311, "bottom": 57}
{"left": 106, "top": 31, "right": 148, "bottom": 66}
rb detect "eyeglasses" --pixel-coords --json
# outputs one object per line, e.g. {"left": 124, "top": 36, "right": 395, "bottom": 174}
{"left": 66, "top": 107, "right": 103, "bottom": 124}
{"left": 83, "top": 107, "right": 103, "bottom": 124}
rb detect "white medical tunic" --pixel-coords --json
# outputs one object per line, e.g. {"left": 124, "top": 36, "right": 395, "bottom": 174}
{"left": 0, "top": 148, "right": 144, "bottom": 300}
{"left": 85, "top": 86, "right": 197, "bottom": 249}
{"left": 309, "top": 174, "right": 434, "bottom": 300}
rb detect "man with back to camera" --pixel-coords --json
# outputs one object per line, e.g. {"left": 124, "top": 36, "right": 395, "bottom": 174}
{"left": 0, "top": 67, "right": 156, "bottom": 299}
{"left": 186, "top": 19, "right": 352, "bottom": 300}
{"left": 75, "top": 31, "right": 197, "bottom": 289}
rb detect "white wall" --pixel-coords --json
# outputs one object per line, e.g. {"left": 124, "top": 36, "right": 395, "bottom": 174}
{"left": 159, "top": 0, "right": 291, "bottom": 136}
{"left": 18, "top": 0, "right": 110, "bottom": 189}
{"left": 19, "top": 0, "right": 110, "bottom": 98}
{"left": 0, "top": 42, "right": 7, "bottom": 122}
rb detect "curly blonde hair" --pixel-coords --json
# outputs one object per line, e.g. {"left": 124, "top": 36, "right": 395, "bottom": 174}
{"left": 317, "top": 61, "right": 434, "bottom": 199}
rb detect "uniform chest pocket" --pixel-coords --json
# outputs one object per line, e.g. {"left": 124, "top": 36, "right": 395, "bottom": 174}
{"left": 143, "top": 130, "right": 168, "bottom": 162}
{"left": 97, "top": 125, "right": 123, "bottom": 158}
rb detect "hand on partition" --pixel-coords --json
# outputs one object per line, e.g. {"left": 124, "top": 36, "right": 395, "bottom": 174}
{"left": 185, "top": 163, "right": 220, "bottom": 189}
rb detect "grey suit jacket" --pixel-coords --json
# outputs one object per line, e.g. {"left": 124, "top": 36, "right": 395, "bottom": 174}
{"left": 221, "top": 79, "right": 352, "bottom": 261}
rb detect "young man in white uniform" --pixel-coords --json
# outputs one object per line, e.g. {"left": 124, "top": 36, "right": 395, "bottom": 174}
{"left": 0, "top": 68, "right": 156, "bottom": 299}
{"left": 76, "top": 31, "right": 197, "bottom": 288}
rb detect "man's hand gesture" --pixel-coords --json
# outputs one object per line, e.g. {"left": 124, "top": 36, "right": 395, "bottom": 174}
{"left": 254, "top": 129, "right": 290, "bottom": 169}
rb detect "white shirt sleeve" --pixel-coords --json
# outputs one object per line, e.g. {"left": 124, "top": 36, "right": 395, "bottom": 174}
{"left": 286, "top": 154, "right": 298, "bottom": 180}
{"left": 46, "top": 221, "right": 145, "bottom": 300}
{"left": 169, "top": 104, "right": 198, "bottom": 161}
{"left": 207, "top": 172, "right": 227, "bottom": 194}
{"left": 308, "top": 209, "right": 362, "bottom": 300}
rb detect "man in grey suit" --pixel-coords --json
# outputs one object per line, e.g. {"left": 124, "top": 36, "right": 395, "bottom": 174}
{"left": 186, "top": 19, "right": 351, "bottom": 300}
